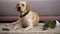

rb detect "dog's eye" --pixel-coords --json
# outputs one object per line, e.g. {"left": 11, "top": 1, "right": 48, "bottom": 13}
{"left": 17, "top": 4, "right": 19, "bottom": 6}
{"left": 22, "top": 4, "right": 24, "bottom": 6}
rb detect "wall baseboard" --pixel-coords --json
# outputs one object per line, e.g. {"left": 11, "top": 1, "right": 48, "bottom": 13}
{"left": 0, "top": 16, "right": 60, "bottom": 22}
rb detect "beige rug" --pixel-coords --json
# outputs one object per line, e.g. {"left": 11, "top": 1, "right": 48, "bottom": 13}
{"left": 0, "top": 23, "right": 60, "bottom": 34}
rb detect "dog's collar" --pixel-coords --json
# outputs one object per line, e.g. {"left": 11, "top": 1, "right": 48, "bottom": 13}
{"left": 20, "top": 10, "right": 30, "bottom": 18}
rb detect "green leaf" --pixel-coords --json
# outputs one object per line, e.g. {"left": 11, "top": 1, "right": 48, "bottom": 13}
{"left": 2, "top": 28, "right": 10, "bottom": 31}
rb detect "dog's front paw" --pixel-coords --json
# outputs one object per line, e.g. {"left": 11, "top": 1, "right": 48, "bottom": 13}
{"left": 24, "top": 28, "right": 29, "bottom": 30}
{"left": 24, "top": 26, "right": 33, "bottom": 30}
{"left": 14, "top": 27, "right": 17, "bottom": 30}
{"left": 14, "top": 25, "right": 18, "bottom": 30}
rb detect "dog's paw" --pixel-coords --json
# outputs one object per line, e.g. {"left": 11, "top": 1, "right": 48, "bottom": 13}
{"left": 24, "top": 27, "right": 31, "bottom": 30}
{"left": 24, "top": 28, "right": 29, "bottom": 30}
{"left": 24, "top": 26, "right": 33, "bottom": 30}
{"left": 14, "top": 26, "right": 17, "bottom": 30}
{"left": 14, "top": 28, "right": 17, "bottom": 30}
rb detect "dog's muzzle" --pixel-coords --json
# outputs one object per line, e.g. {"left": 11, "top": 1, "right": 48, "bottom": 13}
{"left": 17, "top": 7, "right": 21, "bottom": 11}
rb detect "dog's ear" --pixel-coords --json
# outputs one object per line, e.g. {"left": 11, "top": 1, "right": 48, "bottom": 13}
{"left": 26, "top": 3, "right": 30, "bottom": 10}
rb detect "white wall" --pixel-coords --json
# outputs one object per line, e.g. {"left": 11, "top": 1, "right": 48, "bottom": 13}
{"left": 0, "top": 0, "right": 60, "bottom": 16}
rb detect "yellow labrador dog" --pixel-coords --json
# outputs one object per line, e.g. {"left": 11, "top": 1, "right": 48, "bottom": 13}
{"left": 7, "top": 1, "right": 39, "bottom": 30}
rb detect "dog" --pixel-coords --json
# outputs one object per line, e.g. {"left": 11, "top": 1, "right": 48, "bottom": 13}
{"left": 7, "top": 1, "right": 39, "bottom": 30}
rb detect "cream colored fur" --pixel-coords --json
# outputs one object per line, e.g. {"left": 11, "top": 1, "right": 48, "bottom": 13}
{"left": 7, "top": 1, "right": 39, "bottom": 30}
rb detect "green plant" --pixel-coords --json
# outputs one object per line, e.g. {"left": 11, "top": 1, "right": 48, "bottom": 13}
{"left": 43, "top": 21, "right": 56, "bottom": 30}
{"left": 2, "top": 28, "right": 10, "bottom": 31}
{"left": 2, "top": 25, "right": 10, "bottom": 31}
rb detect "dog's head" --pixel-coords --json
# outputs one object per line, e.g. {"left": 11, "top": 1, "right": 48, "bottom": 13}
{"left": 16, "top": 1, "right": 30, "bottom": 15}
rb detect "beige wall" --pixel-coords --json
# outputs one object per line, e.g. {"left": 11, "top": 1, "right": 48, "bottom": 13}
{"left": 0, "top": 0, "right": 60, "bottom": 16}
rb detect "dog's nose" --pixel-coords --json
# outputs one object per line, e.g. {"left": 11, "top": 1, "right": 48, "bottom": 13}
{"left": 17, "top": 7, "right": 21, "bottom": 11}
